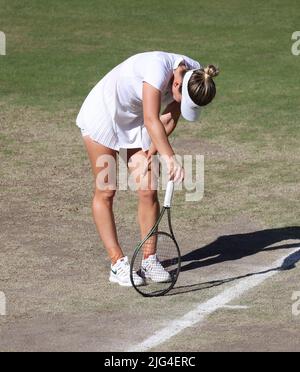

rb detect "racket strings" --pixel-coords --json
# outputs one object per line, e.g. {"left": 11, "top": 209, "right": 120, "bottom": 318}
{"left": 132, "top": 232, "right": 180, "bottom": 296}
{"left": 142, "top": 235, "right": 157, "bottom": 259}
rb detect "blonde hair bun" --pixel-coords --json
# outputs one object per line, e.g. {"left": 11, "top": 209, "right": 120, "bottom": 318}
{"left": 204, "top": 65, "right": 219, "bottom": 79}
{"left": 188, "top": 64, "right": 219, "bottom": 106}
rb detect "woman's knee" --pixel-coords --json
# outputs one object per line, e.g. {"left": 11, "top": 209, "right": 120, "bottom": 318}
{"left": 93, "top": 189, "right": 116, "bottom": 207}
{"left": 160, "top": 112, "right": 172, "bottom": 126}
{"left": 137, "top": 189, "right": 158, "bottom": 204}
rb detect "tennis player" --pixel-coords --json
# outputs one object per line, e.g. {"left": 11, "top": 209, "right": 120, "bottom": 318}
{"left": 76, "top": 51, "right": 219, "bottom": 287}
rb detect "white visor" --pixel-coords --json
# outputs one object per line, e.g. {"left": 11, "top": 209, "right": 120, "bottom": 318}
{"left": 181, "top": 69, "right": 202, "bottom": 122}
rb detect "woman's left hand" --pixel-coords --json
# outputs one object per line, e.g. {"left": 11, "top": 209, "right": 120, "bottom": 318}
{"left": 143, "top": 145, "right": 157, "bottom": 176}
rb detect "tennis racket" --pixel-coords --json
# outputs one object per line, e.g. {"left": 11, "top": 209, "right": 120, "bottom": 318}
{"left": 130, "top": 181, "right": 181, "bottom": 297}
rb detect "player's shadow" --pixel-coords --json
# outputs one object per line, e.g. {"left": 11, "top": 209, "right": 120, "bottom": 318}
{"left": 168, "top": 226, "right": 300, "bottom": 296}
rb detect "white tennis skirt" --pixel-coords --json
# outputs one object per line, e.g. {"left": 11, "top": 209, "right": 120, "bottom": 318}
{"left": 76, "top": 73, "right": 151, "bottom": 152}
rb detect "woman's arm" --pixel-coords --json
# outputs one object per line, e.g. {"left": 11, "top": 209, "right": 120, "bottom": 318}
{"left": 148, "top": 100, "right": 181, "bottom": 156}
{"left": 142, "top": 82, "right": 175, "bottom": 157}
{"left": 142, "top": 82, "right": 184, "bottom": 182}
{"left": 161, "top": 100, "right": 181, "bottom": 130}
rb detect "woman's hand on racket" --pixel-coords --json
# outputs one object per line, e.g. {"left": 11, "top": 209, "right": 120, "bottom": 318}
{"left": 166, "top": 155, "right": 184, "bottom": 183}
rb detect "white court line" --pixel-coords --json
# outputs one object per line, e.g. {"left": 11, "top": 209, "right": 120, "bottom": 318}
{"left": 128, "top": 247, "right": 300, "bottom": 352}
{"left": 222, "top": 305, "right": 249, "bottom": 309}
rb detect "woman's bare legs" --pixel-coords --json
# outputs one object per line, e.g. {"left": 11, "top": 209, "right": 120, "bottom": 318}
{"left": 127, "top": 149, "right": 160, "bottom": 258}
{"left": 83, "top": 136, "right": 124, "bottom": 265}
{"left": 82, "top": 107, "right": 178, "bottom": 264}
{"left": 125, "top": 109, "right": 179, "bottom": 257}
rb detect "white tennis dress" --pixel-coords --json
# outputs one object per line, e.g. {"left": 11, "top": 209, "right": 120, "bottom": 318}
{"left": 76, "top": 51, "right": 200, "bottom": 151}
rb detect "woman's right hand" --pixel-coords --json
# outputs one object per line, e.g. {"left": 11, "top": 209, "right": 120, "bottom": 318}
{"left": 165, "top": 155, "right": 185, "bottom": 183}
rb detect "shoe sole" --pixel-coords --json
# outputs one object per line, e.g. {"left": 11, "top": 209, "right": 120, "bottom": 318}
{"left": 109, "top": 275, "right": 144, "bottom": 287}
{"left": 146, "top": 278, "right": 172, "bottom": 283}
{"left": 142, "top": 271, "right": 172, "bottom": 283}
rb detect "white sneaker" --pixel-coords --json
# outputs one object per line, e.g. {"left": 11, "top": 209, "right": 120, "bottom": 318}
{"left": 141, "top": 254, "right": 172, "bottom": 283}
{"left": 109, "top": 256, "right": 144, "bottom": 287}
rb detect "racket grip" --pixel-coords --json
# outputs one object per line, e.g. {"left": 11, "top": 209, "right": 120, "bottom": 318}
{"left": 164, "top": 181, "right": 174, "bottom": 208}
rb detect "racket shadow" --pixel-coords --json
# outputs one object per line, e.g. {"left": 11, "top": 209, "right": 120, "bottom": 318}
{"left": 165, "top": 226, "right": 300, "bottom": 296}
{"left": 180, "top": 227, "right": 300, "bottom": 272}
{"left": 166, "top": 248, "right": 300, "bottom": 296}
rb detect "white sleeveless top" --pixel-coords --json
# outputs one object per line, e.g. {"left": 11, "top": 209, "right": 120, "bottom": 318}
{"left": 76, "top": 51, "right": 200, "bottom": 151}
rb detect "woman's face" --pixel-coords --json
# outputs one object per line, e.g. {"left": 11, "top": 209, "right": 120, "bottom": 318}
{"left": 172, "top": 65, "right": 187, "bottom": 103}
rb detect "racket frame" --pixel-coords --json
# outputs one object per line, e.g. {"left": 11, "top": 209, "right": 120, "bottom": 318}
{"left": 130, "top": 205, "right": 181, "bottom": 297}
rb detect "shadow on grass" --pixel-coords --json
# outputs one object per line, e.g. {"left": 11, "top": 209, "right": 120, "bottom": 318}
{"left": 169, "top": 226, "right": 300, "bottom": 296}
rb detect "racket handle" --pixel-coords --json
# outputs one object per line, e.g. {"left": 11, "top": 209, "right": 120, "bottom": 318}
{"left": 164, "top": 181, "right": 174, "bottom": 208}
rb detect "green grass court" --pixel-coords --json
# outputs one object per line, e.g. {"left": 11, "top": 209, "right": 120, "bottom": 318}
{"left": 0, "top": 0, "right": 300, "bottom": 352}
